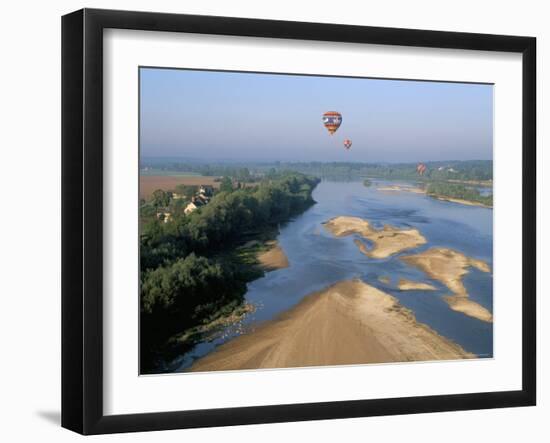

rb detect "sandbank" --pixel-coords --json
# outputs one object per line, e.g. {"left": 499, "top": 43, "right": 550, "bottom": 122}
{"left": 257, "top": 240, "right": 289, "bottom": 271}
{"left": 324, "top": 216, "right": 426, "bottom": 258}
{"left": 401, "top": 248, "right": 492, "bottom": 322}
{"left": 432, "top": 196, "right": 492, "bottom": 208}
{"left": 190, "top": 279, "right": 474, "bottom": 372}
{"left": 397, "top": 279, "right": 437, "bottom": 291}
{"left": 377, "top": 185, "right": 425, "bottom": 194}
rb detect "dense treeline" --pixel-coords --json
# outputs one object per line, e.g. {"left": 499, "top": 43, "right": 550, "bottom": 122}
{"left": 426, "top": 182, "right": 493, "bottom": 206}
{"left": 140, "top": 172, "right": 319, "bottom": 268}
{"left": 140, "top": 254, "right": 246, "bottom": 354}
{"left": 261, "top": 160, "right": 493, "bottom": 181}
{"left": 140, "top": 172, "right": 319, "bottom": 371}
{"left": 141, "top": 159, "right": 493, "bottom": 182}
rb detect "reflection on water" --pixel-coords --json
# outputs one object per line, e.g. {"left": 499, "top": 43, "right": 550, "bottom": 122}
{"left": 167, "top": 180, "right": 493, "bottom": 372}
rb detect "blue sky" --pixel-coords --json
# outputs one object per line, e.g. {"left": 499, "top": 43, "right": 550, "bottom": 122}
{"left": 140, "top": 67, "right": 493, "bottom": 163}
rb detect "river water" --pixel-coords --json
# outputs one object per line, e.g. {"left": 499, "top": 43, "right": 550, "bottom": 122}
{"left": 166, "top": 180, "right": 493, "bottom": 372}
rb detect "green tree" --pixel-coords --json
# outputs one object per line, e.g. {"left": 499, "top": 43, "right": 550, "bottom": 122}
{"left": 150, "top": 189, "right": 171, "bottom": 208}
{"left": 219, "top": 176, "right": 233, "bottom": 193}
{"left": 141, "top": 254, "right": 245, "bottom": 333}
{"left": 174, "top": 184, "right": 198, "bottom": 200}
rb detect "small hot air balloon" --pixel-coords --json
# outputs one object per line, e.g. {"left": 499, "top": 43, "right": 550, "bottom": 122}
{"left": 322, "top": 111, "right": 342, "bottom": 135}
{"left": 343, "top": 139, "right": 352, "bottom": 150}
{"left": 416, "top": 163, "right": 427, "bottom": 176}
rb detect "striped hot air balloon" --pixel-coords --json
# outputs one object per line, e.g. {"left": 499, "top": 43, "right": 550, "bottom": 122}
{"left": 343, "top": 139, "right": 352, "bottom": 150}
{"left": 416, "top": 163, "right": 427, "bottom": 176}
{"left": 322, "top": 111, "right": 342, "bottom": 135}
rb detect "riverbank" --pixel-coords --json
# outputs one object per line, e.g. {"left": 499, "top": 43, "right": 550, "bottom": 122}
{"left": 377, "top": 185, "right": 425, "bottom": 194}
{"left": 431, "top": 195, "right": 492, "bottom": 208}
{"left": 146, "top": 232, "right": 290, "bottom": 372}
{"left": 171, "top": 303, "right": 256, "bottom": 346}
{"left": 447, "top": 179, "right": 493, "bottom": 187}
{"left": 190, "top": 279, "right": 474, "bottom": 372}
{"left": 376, "top": 183, "right": 492, "bottom": 208}
{"left": 323, "top": 216, "right": 426, "bottom": 258}
{"left": 401, "top": 248, "right": 493, "bottom": 322}
{"left": 139, "top": 173, "right": 321, "bottom": 373}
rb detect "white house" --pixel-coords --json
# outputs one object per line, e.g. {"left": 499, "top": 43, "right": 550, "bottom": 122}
{"left": 156, "top": 209, "right": 172, "bottom": 223}
{"left": 184, "top": 201, "right": 198, "bottom": 215}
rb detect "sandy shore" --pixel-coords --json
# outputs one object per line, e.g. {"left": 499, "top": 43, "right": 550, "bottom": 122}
{"left": 401, "top": 248, "right": 492, "bottom": 322}
{"left": 431, "top": 196, "right": 492, "bottom": 208}
{"left": 377, "top": 185, "right": 425, "bottom": 194}
{"left": 324, "top": 216, "right": 426, "bottom": 258}
{"left": 397, "top": 279, "right": 437, "bottom": 291}
{"left": 172, "top": 303, "right": 255, "bottom": 345}
{"left": 257, "top": 240, "right": 289, "bottom": 271}
{"left": 447, "top": 179, "right": 493, "bottom": 187}
{"left": 190, "top": 279, "right": 474, "bottom": 372}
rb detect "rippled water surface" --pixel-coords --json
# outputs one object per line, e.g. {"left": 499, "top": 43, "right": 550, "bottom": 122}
{"left": 167, "top": 180, "right": 493, "bottom": 371}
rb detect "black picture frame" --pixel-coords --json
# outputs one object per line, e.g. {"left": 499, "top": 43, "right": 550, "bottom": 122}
{"left": 62, "top": 8, "right": 536, "bottom": 435}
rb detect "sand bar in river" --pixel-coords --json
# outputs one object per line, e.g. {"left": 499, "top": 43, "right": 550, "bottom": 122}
{"left": 191, "top": 279, "right": 474, "bottom": 372}
{"left": 323, "top": 216, "right": 426, "bottom": 259}
{"left": 401, "top": 248, "right": 493, "bottom": 322}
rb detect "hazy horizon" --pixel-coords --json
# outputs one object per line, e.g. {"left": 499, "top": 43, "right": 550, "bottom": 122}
{"left": 140, "top": 68, "right": 493, "bottom": 163}
{"left": 140, "top": 156, "right": 492, "bottom": 165}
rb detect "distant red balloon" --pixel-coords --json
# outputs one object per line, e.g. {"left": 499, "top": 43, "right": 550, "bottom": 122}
{"left": 343, "top": 139, "right": 352, "bottom": 150}
{"left": 416, "top": 163, "right": 427, "bottom": 176}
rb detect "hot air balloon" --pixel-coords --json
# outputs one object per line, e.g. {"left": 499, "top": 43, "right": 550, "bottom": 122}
{"left": 343, "top": 139, "right": 352, "bottom": 150}
{"left": 322, "top": 111, "right": 342, "bottom": 135}
{"left": 416, "top": 163, "right": 427, "bottom": 176}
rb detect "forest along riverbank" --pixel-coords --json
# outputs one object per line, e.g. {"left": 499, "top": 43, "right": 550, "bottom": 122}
{"left": 191, "top": 279, "right": 474, "bottom": 372}
{"left": 139, "top": 172, "right": 320, "bottom": 373}
{"left": 376, "top": 183, "right": 493, "bottom": 208}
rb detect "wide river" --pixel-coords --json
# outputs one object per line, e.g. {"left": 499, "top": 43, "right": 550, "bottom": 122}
{"left": 164, "top": 179, "right": 493, "bottom": 372}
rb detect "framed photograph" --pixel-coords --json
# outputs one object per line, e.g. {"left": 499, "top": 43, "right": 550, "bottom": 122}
{"left": 62, "top": 8, "right": 536, "bottom": 435}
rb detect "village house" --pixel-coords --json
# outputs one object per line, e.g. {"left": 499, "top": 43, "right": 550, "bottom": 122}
{"left": 198, "top": 185, "right": 214, "bottom": 197}
{"left": 184, "top": 185, "right": 213, "bottom": 215}
{"left": 156, "top": 208, "right": 172, "bottom": 223}
{"left": 184, "top": 196, "right": 207, "bottom": 215}
{"left": 184, "top": 201, "right": 198, "bottom": 215}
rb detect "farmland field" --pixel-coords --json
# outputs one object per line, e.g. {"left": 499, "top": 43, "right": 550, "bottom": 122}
{"left": 140, "top": 168, "right": 202, "bottom": 176}
{"left": 140, "top": 175, "right": 220, "bottom": 199}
